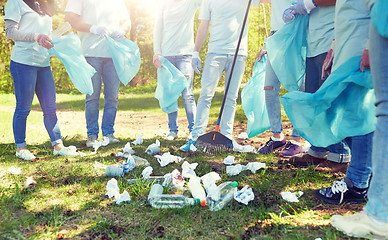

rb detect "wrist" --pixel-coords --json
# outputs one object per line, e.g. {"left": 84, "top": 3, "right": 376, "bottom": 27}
{"left": 192, "top": 51, "right": 199, "bottom": 58}
{"left": 89, "top": 25, "right": 97, "bottom": 34}
{"left": 33, "top": 33, "right": 39, "bottom": 41}
{"left": 303, "top": 0, "right": 316, "bottom": 13}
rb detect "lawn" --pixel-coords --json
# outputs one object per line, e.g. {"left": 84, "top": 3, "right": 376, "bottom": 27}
{"left": 0, "top": 91, "right": 362, "bottom": 240}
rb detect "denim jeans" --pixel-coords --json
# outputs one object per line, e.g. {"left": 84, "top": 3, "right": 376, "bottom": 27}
{"left": 164, "top": 55, "right": 196, "bottom": 133}
{"left": 305, "top": 53, "right": 351, "bottom": 162}
{"left": 264, "top": 58, "right": 300, "bottom": 138}
{"left": 191, "top": 53, "right": 246, "bottom": 140}
{"left": 10, "top": 61, "right": 63, "bottom": 147}
{"left": 85, "top": 57, "right": 120, "bottom": 137}
{"left": 365, "top": 24, "right": 388, "bottom": 222}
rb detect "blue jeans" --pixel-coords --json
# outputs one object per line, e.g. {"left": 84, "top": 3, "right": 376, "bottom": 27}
{"left": 164, "top": 55, "right": 196, "bottom": 133}
{"left": 10, "top": 61, "right": 62, "bottom": 147}
{"left": 305, "top": 53, "right": 351, "bottom": 162}
{"left": 264, "top": 58, "right": 300, "bottom": 138}
{"left": 85, "top": 57, "right": 120, "bottom": 137}
{"left": 191, "top": 53, "right": 246, "bottom": 140}
{"left": 365, "top": 24, "right": 388, "bottom": 222}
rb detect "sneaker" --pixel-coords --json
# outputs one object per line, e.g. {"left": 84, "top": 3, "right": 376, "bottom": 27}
{"left": 105, "top": 134, "right": 120, "bottom": 144}
{"left": 331, "top": 211, "right": 388, "bottom": 239}
{"left": 290, "top": 154, "right": 349, "bottom": 173}
{"left": 165, "top": 132, "right": 178, "bottom": 141}
{"left": 279, "top": 140, "right": 304, "bottom": 157}
{"left": 315, "top": 178, "right": 367, "bottom": 205}
{"left": 258, "top": 137, "right": 286, "bottom": 154}
{"left": 180, "top": 139, "right": 196, "bottom": 152}
{"left": 15, "top": 149, "right": 36, "bottom": 161}
{"left": 54, "top": 146, "right": 79, "bottom": 157}
{"left": 86, "top": 135, "right": 97, "bottom": 147}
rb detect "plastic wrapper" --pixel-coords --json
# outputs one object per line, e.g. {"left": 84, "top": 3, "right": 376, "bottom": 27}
{"left": 106, "top": 178, "right": 120, "bottom": 199}
{"left": 234, "top": 185, "right": 254, "bottom": 205}
{"left": 142, "top": 166, "right": 153, "bottom": 179}
{"left": 181, "top": 161, "right": 198, "bottom": 179}
{"left": 155, "top": 152, "right": 184, "bottom": 167}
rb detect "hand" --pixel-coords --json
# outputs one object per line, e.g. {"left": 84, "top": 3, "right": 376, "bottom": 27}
{"left": 36, "top": 34, "right": 53, "bottom": 50}
{"left": 256, "top": 45, "right": 267, "bottom": 61}
{"left": 191, "top": 51, "right": 201, "bottom": 74}
{"left": 153, "top": 53, "right": 162, "bottom": 69}
{"left": 282, "top": 8, "right": 295, "bottom": 23}
{"left": 89, "top": 25, "right": 108, "bottom": 38}
{"left": 321, "top": 48, "right": 334, "bottom": 80}
{"left": 360, "top": 49, "right": 370, "bottom": 72}
{"left": 290, "top": 0, "right": 308, "bottom": 15}
{"left": 110, "top": 29, "right": 125, "bottom": 40}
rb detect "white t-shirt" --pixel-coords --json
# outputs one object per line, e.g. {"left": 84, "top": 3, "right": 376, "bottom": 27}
{"left": 65, "top": 0, "right": 130, "bottom": 58}
{"left": 198, "top": 0, "right": 260, "bottom": 56}
{"left": 4, "top": 0, "right": 52, "bottom": 67}
{"left": 154, "top": 0, "right": 201, "bottom": 56}
{"left": 270, "top": 0, "right": 293, "bottom": 32}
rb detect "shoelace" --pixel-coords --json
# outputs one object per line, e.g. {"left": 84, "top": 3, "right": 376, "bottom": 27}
{"left": 331, "top": 180, "right": 348, "bottom": 204}
{"left": 265, "top": 139, "right": 275, "bottom": 147}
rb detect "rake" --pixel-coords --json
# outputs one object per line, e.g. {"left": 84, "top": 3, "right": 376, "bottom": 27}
{"left": 195, "top": 0, "right": 252, "bottom": 154}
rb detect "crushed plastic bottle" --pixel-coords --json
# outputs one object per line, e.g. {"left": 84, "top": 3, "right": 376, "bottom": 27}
{"left": 187, "top": 178, "right": 207, "bottom": 206}
{"left": 148, "top": 184, "right": 200, "bottom": 208}
{"left": 207, "top": 181, "right": 238, "bottom": 211}
{"left": 127, "top": 176, "right": 165, "bottom": 184}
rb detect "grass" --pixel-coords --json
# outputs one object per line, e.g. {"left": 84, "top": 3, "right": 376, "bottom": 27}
{"left": 0, "top": 91, "right": 362, "bottom": 240}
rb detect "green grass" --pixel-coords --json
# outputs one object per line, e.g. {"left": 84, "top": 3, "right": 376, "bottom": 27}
{"left": 0, "top": 92, "right": 361, "bottom": 239}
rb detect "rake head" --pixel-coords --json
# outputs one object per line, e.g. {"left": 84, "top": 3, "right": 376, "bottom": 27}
{"left": 194, "top": 131, "right": 233, "bottom": 154}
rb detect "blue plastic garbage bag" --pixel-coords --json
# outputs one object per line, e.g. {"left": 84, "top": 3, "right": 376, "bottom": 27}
{"left": 155, "top": 56, "right": 188, "bottom": 114}
{"left": 281, "top": 56, "right": 376, "bottom": 147}
{"left": 371, "top": 0, "right": 388, "bottom": 38}
{"left": 265, "top": 15, "right": 309, "bottom": 92}
{"left": 105, "top": 36, "right": 141, "bottom": 86}
{"left": 49, "top": 33, "right": 95, "bottom": 95}
{"left": 241, "top": 55, "right": 270, "bottom": 138}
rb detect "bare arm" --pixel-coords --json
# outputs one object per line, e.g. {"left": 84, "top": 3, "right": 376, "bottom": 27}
{"left": 65, "top": 12, "right": 91, "bottom": 32}
{"left": 314, "top": 0, "right": 336, "bottom": 6}
{"left": 194, "top": 20, "right": 209, "bottom": 52}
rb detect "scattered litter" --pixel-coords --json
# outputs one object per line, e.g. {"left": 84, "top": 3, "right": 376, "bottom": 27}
{"left": 163, "top": 169, "right": 185, "bottom": 188}
{"left": 232, "top": 141, "right": 255, "bottom": 153}
{"left": 116, "top": 142, "right": 135, "bottom": 158}
{"left": 7, "top": 166, "right": 22, "bottom": 175}
{"left": 93, "top": 161, "right": 107, "bottom": 170}
{"left": 24, "top": 176, "right": 37, "bottom": 187}
{"left": 281, "top": 191, "right": 304, "bottom": 203}
{"left": 201, "top": 172, "right": 221, "bottom": 201}
{"left": 189, "top": 144, "right": 197, "bottom": 152}
{"left": 155, "top": 152, "right": 184, "bottom": 167}
{"left": 181, "top": 161, "right": 198, "bottom": 179}
{"left": 226, "top": 162, "right": 265, "bottom": 176}
{"left": 106, "top": 178, "right": 120, "bottom": 199}
{"left": 133, "top": 155, "right": 150, "bottom": 166}
{"left": 127, "top": 176, "right": 165, "bottom": 184}
{"left": 237, "top": 132, "right": 249, "bottom": 139}
{"left": 145, "top": 140, "right": 161, "bottom": 155}
{"left": 200, "top": 172, "right": 221, "bottom": 184}
{"left": 105, "top": 164, "right": 124, "bottom": 177}
{"left": 114, "top": 190, "right": 131, "bottom": 205}
{"left": 131, "top": 134, "right": 143, "bottom": 145}
{"left": 142, "top": 166, "right": 153, "bottom": 179}
{"left": 234, "top": 185, "right": 254, "bottom": 205}
{"left": 223, "top": 156, "right": 236, "bottom": 165}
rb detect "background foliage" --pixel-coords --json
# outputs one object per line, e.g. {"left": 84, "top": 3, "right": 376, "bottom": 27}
{"left": 0, "top": 0, "right": 271, "bottom": 93}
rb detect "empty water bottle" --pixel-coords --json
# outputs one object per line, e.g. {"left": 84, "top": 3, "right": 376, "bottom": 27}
{"left": 148, "top": 184, "right": 200, "bottom": 208}
{"left": 188, "top": 178, "right": 207, "bottom": 206}
{"left": 207, "top": 181, "right": 238, "bottom": 211}
{"left": 127, "top": 176, "right": 165, "bottom": 184}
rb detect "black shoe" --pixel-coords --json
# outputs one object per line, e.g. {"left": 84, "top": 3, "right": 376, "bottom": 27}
{"left": 315, "top": 178, "right": 367, "bottom": 205}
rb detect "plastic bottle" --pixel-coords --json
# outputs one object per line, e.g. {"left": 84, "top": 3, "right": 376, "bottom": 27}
{"left": 127, "top": 176, "right": 165, "bottom": 184}
{"left": 148, "top": 184, "right": 200, "bottom": 208}
{"left": 187, "top": 178, "right": 207, "bottom": 206}
{"left": 207, "top": 181, "right": 238, "bottom": 211}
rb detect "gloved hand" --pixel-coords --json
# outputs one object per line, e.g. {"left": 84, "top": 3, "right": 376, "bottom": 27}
{"left": 36, "top": 34, "right": 53, "bottom": 50}
{"left": 256, "top": 44, "right": 267, "bottom": 61}
{"left": 191, "top": 51, "right": 201, "bottom": 74}
{"left": 153, "top": 53, "right": 162, "bottom": 69}
{"left": 290, "top": 0, "right": 316, "bottom": 15}
{"left": 360, "top": 49, "right": 370, "bottom": 72}
{"left": 89, "top": 25, "right": 108, "bottom": 38}
{"left": 282, "top": 8, "right": 295, "bottom": 23}
{"left": 110, "top": 29, "right": 125, "bottom": 40}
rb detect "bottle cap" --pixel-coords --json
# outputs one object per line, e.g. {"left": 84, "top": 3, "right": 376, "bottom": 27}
{"left": 194, "top": 198, "right": 201, "bottom": 205}
{"left": 200, "top": 200, "right": 207, "bottom": 207}
{"left": 231, "top": 181, "right": 238, "bottom": 188}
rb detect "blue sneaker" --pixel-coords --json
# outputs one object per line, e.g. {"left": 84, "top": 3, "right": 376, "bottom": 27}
{"left": 180, "top": 139, "right": 196, "bottom": 152}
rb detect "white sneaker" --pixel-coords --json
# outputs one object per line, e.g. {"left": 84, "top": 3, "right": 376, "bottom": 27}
{"left": 331, "top": 211, "right": 388, "bottom": 239}
{"left": 165, "top": 132, "right": 178, "bottom": 141}
{"left": 54, "top": 146, "right": 79, "bottom": 157}
{"left": 16, "top": 149, "right": 36, "bottom": 161}
{"left": 105, "top": 134, "right": 120, "bottom": 144}
{"left": 86, "top": 135, "right": 97, "bottom": 147}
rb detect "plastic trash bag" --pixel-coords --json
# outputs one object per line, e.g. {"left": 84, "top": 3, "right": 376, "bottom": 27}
{"left": 265, "top": 15, "right": 309, "bottom": 91}
{"left": 155, "top": 56, "right": 188, "bottom": 114}
{"left": 49, "top": 33, "right": 95, "bottom": 95}
{"left": 241, "top": 55, "right": 270, "bottom": 138}
{"left": 105, "top": 36, "right": 141, "bottom": 86}
{"left": 281, "top": 56, "right": 376, "bottom": 147}
{"left": 371, "top": 0, "right": 388, "bottom": 38}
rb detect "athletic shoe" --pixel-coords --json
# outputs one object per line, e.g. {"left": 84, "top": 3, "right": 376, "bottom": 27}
{"left": 315, "top": 178, "right": 367, "bottom": 205}
{"left": 86, "top": 135, "right": 97, "bottom": 147}
{"left": 258, "top": 137, "right": 286, "bottom": 154}
{"left": 15, "top": 149, "right": 36, "bottom": 161}
{"left": 290, "top": 154, "right": 349, "bottom": 173}
{"left": 165, "top": 132, "right": 178, "bottom": 141}
{"left": 54, "top": 146, "right": 79, "bottom": 157}
{"left": 331, "top": 211, "right": 388, "bottom": 239}
{"left": 180, "top": 139, "right": 196, "bottom": 152}
{"left": 279, "top": 141, "right": 304, "bottom": 157}
{"left": 106, "top": 134, "right": 120, "bottom": 144}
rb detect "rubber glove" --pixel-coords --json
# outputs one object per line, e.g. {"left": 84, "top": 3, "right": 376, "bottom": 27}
{"left": 110, "top": 29, "right": 125, "bottom": 40}
{"left": 256, "top": 44, "right": 267, "bottom": 61}
{"left": 153, "top": 53, "right": 162, "bottom": 69}
{"left": 283, "top": 8, "right": 295, "bottom": 23}
{"left": 360, "top": 49, "right": 370, "bottom": 72}
{"left": 321, "top": 40, "right": 335, "bottom": 80}
{"left": 192, "top": 51, "right": 201, "bottom": 74}
{"left": 290, "top": 0, "right": 316, "bottom": 15}
{"left": 36, "top": 34, "right": 53, "bottom": 50}
{"left": 89, "top": 25, "right": 108, "bottom": 38}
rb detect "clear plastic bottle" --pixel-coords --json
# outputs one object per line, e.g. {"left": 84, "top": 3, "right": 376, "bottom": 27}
{"left": 127, "top": 176, "right": 165, "bottom": 184}
{"left": 188, "top": 178, "right": 207, "bottom": 206}
{"left": 148, "top": 184, "right": 200, "bottom": 208}
{"left": 207, "top": 181, "right": 238, "bottom": 211}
